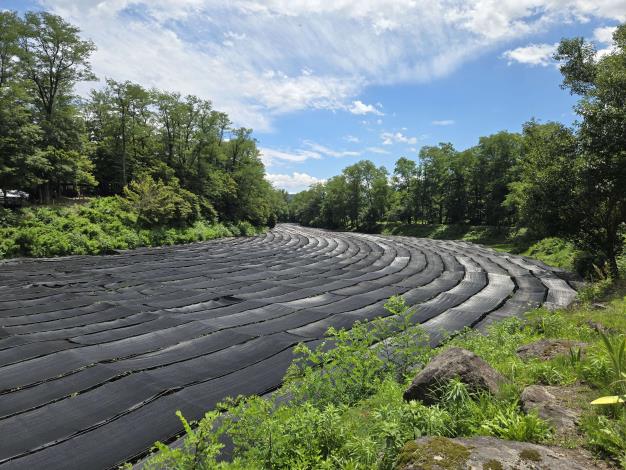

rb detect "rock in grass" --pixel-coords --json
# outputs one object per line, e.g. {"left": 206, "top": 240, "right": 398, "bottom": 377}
{"left": 586, "top": 320, "right": 618, "bottom": 335}
{"left": 403, "top": 347, "right": 505, "bottom": 404}
{"left": 520, "top": 385, "right": 580, "bottom": 433}
{"left": 396, "top": 436, "right": 611, "bottom": 470}
{"left": 516, "top": 339, "right": 587, "bottom": 361}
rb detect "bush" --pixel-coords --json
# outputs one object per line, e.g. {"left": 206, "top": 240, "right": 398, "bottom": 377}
{"left": 0, "top": 195, "right": 263, "bottom": 259}
{"left": 0, "top": 208, "right": 20, "bottom": 228}
{"left": 122, "top": 175, "right": 200, "bottom": 228}
{"left": 236, "top": 220, "right": 257, "bottom": 237}
{"left": 285, "top": 296, "right": 430, "bottom": 407}
{"left": 267, "top": 212, "right": 277, "bottom": 228}
{"left": 574, "top": 251, "right": 609, "bottom": 280}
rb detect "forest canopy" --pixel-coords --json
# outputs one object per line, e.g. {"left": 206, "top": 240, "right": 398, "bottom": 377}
{"left": 0, "top": 10, "right": 288, "bottom": 227}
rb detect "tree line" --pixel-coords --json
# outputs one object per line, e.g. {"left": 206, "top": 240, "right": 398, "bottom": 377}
{"left": 0, "top": 11, "right": 287, "bottom": 226}
{"left": 290, "top": 24, "right": 626, "bottom": 278}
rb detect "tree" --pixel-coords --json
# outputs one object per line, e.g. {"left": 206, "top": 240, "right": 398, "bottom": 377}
{"left": 0, "top": 12, "right": 23, "bottom": 88}
{"left": 289, "top": 184, "right": 326, "bottom": 227}
{"left": 320, "top": 175, "right": 349, "bottom": 229}
{"left": 0, "top": 12, "right": 44, "bottom": 204}
{"left": 21, "top": 12, "right": 96, "bottom": 124}
{"left": 389, "top": 157, "right": 418, "bottom": 224}
{"left": 36, "top": 147, "right": 97, "bottom": 199}
{"left": 506, "top": 121, "right": 579, "bottom": 238}
{"left": 122, "top": 175, "right": 199, "bottom": 228}
{"left": 472, "top": 132, "right": 523, "bottom": 226}
{"left": 419, "top": 143, "right": 456, "bottom": 224}
{"left": 342, "top": 160, "right": 389, "bottom": 230}
{"left": 88, "top": 80, "right": 154, "bottom": 188}
{"left": 554, "top": 24, "right": 626, "bottom": 277}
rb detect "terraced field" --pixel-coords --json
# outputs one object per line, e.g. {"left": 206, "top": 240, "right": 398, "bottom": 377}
{"left": 0, "top": 224, "right": 577, "bottom": 469}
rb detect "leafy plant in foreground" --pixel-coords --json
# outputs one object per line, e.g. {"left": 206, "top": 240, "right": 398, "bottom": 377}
{"left": 143, "top": 411, "right": 225, "bottom": 470}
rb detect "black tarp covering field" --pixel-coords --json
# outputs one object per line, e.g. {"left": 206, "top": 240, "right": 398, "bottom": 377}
{"left": 0, "top": 224, "right": 577, "bottom": 469}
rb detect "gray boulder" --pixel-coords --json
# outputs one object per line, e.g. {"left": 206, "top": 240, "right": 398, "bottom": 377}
{"left": 403, "top": 347, "right": 505, "bottom": 404}
{"left": 516, "top": 339, "right": 587, "bottom": 361}
{"left": 397, "top": 436, "right": 612, "bottom": 470}
{"left": 520, "top": 385, "right": 581, "bottom": 433}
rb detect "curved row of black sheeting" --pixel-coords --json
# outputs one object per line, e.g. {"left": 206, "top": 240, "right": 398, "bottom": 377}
{"left": 0, "top": 224, "right": 577, "bottom": 469}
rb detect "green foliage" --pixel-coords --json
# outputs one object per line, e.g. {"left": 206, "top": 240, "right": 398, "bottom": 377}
{"left": 287, "top": 24, "right": 626, "bottom": 279}
{"left": 143, "top": 410, "right": 226, "bottom": 470}
{"left": 122, "top": 175, "right": 199, "bottom": 228}
{"left": 552, "top": 25, "right": 626, "bottom": 278}
{"left": 0, "top": 10, "right": 284, "bottom": 231}
{"left": 285, "top": 296, "right": 430, "bottom": 407}
{"left": 142, "top": 296, "right": 626, "bottom": 469}
{"left": 290, "top": 132, "right": 523, "bottom": 231}
{"left": 481, "top": 403, "right": 552, "bottom": 442}
{"left": 578, "top": 277, "right": 616, "bottom": 303}
{"left": 0, "top": 197, "right": 263, "bottom": 259}
{"left": 523, "top": 238, "right": 577, "bottom": 271}
{"left": 598, "top": 332, "right": 626, "bottom": 394}
{"left": 583, "top": 414, "right": 626, "bottom": 468}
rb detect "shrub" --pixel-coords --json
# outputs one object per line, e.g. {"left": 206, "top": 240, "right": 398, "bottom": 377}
{"left": 0, "top": 196, "right": 259, "bottom": 259}
{"left": 236, "top": 220, "right": 257, "bottom": 237}
{"left": 285, "top": 296, "right": 429, "bottom": 408}
{"left": 143, "top": 410, "right": 225, "bottom": 470}
{"left": 267, "top": 212, "right": 277, "bottom": 229}
{"left": 122, "top": 175, "right": 200, "bottom": 228}
{"left": 0, "top": 207, "right": 20, "bottom": 227}
{"left": 574, "top": 251, "right": 609, "bottom": 279}
{"left": 578, "top": 277, "right": 615, "bottom": 303}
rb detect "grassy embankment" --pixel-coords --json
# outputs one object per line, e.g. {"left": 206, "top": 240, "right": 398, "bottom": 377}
{"left": 0, "top": 198, "right": 265, "bottom": 260}
{"left": 381, "top": 222, "right": 626, "bottom": 276}
{"left": 142, "top": 284, "right": 626, "bottom": 469}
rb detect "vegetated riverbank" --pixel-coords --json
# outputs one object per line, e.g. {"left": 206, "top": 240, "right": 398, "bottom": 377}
{"left": 141, "top": 283, "right": 626, "bottom": 469}
{"left": 0, "top": 196, "right": 265, "bottom": 260}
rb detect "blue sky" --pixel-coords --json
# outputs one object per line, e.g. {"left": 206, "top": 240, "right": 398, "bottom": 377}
{"left": 3, "top": 0, "right": 625, "bottom": 191}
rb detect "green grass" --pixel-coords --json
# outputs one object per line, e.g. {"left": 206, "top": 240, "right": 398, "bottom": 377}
{"left": 141, "top": 286, "right": 626, "bottom": 469}
{"left": 380, "top": 222, "right": 621, "bottom": 274}
{"left": 380, "top": 222, "right": 512, "bottom": 246}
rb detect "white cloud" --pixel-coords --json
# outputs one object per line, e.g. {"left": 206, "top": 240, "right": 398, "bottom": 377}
{"left": 381, "top": 132, "right": 418, "bottom": 145}
{"left": 594, "top": 25, "right": 618, "bottom": 57}
{"left": 39, "top": 0, "right": 626, "bottom": 129}
{"left": 344, "top": 135, "right": 360, "bottom": 143}
{"left": 260, "top": 141, "right": 359, "bottom": 167}
{"left": 432, "top": 119, "right": 455, "bottom": 126}
{"left": 348, "top": 100, "right": 384, "bottom": 116}
{"left": 266, "top": 172, "right": 325, "bottom": 192}
{"left": 259, "top": 147, "right": 321, "bottom": 167}
{"left": 304, "top": 141, "right": 360, "bottom": 158}
{"left": 594, "top": 26, "right": 617, "bottom": 43}
{"left": 366, "top": 146, "right": 391, "bottom": 154}
{"left": 502, "top": 43, "right": 558, "bottom": 66}
{"left": 504, "top": 23, "right": 620, "bottom": 67}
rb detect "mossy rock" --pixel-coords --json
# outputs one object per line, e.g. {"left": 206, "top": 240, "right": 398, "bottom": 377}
{"left": 483, "top": 460, "right": 504, "bottom": 470}
{"left": 396, "top": 437, "right": 471, "bottom": 469}
{"left": 396, "top": 436, "right": 611, "bottom": 469}
{"left": 519, "top": 448, "right": 542, "bottom": 462}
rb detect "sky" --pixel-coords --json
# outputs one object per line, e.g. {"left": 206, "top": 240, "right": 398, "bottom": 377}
{"left": 3, "top": 0, "right": 625, "bottom": 192}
